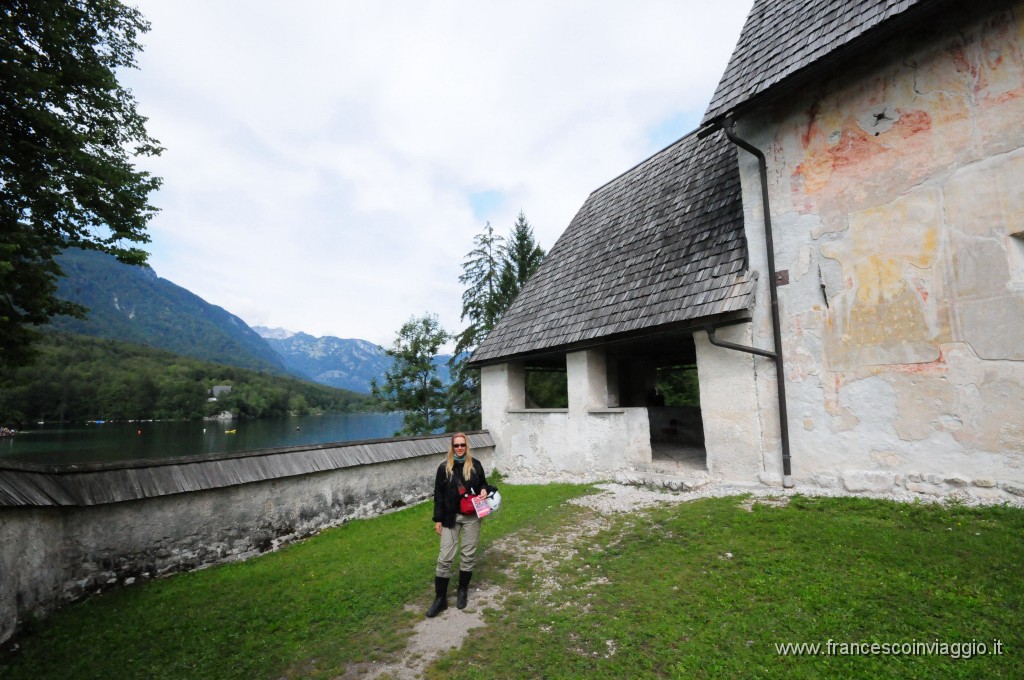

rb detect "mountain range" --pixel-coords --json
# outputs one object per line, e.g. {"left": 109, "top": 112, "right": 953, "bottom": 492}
{"left": 253, "top": 328, "right": 390, "bottom": 393}
{"left": 49, "top": 249, "right": 453, "bottom": 394}
{"left": 253, "top": 327, "right": 454, "bottom": 393}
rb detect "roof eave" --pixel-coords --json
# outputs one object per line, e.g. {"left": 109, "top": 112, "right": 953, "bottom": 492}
{"left": 467, "top": 309, "right": 754, "bottom": 369}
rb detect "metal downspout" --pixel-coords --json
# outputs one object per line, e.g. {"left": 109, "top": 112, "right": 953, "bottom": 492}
{"left": 703, "top": 324, "right": 776, "bottom": 360}
{"left": 702, "top": 118, "right": 793, "bottom": 488}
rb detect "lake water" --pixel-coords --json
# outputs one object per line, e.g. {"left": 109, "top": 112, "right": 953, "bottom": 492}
{"left": 0, "top": 412, "right": 407, "bottom": 466}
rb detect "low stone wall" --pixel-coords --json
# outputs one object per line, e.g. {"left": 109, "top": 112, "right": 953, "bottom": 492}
{"left": 0, "top": 431, "right": 494, "bottom": 645}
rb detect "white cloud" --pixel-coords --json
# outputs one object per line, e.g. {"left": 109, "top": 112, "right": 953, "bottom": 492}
{"left": 121, "top": 0, "right": 752, "bottom": 346}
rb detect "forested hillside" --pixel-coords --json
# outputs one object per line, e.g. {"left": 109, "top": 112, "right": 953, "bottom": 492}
{"left": 0, "top": 333, "right": 373, "bottom": 425}
{"left": 48, "top": 249, "right": 289, "bottom": 373}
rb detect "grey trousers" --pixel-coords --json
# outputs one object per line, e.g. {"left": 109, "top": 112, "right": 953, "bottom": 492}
{"left": 436, "top": 513, "right": 481, "bottom": 577}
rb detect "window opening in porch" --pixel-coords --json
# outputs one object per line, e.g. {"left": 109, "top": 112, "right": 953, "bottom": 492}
{"left": 524, "top": 358, "right": 568, "bottom": 408}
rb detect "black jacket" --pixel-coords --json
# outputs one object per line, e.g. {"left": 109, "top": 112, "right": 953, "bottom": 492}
{"left": 432, "top": 458, "right": 494, "bottom": 528}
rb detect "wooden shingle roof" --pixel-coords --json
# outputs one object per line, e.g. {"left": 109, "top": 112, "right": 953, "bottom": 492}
{"left": 703, "top": 0, "right": 935, "bottom": 125}
{"left": 470, "top": 129, "right": 753, "bottom": 366}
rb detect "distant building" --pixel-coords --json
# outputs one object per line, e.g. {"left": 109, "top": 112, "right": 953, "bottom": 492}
{"left": 210, "top": 385, "right": 233, "bottom": 399}
{"left": 470, "top": 0, "right": 1024, "bottom": 500}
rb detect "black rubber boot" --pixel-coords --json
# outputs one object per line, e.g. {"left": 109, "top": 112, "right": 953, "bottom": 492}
{"left": 456, "top": 570, "right": 472, "bottom": 609}
{"left": 425, "top": 576, "right": 449, "bottom": 618}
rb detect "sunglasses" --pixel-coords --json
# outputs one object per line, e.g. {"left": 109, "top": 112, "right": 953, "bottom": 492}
{"left": 453, "top": 443, "right": 467, "bottom": 448}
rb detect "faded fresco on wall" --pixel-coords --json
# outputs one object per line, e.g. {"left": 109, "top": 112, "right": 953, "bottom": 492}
{"left": 746, "top": 3, "right": 1024, "bottom": 475}
{"left": 786, "top": 4, "right": 1024, "bottom": 224}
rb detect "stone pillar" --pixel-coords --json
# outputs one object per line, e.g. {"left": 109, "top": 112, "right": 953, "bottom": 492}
{"left": 694, "top": 327, "right": 765, "bottom": 482}
{"left": 565, "top": 349, "right": 605, "bottom": 470}
{"left": 606, "top": 358, "right": 620, "bottom": 408}
{"left": 480, "top": 361, "right": 524, "bottom": 419}
{"left": 566, "top": 349, "right": 608, "bottom": 413}
{"left": 480, "top": 362, "right": 524, "bottom": 466}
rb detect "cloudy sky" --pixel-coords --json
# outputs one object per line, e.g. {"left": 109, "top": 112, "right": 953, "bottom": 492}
{"left": 120, "top": 0, "right": 752, "bottom": 347}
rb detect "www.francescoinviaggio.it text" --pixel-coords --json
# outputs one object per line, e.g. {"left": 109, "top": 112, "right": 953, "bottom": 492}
{"left": 774, "top": 638, "right": 1004, "bottom": 659}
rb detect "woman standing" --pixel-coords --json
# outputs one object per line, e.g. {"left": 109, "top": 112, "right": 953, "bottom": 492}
{"left": 426, "top": 432, "right": 495, "bottom": 617}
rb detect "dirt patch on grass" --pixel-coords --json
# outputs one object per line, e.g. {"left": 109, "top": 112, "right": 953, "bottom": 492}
{"left": 341, "top": 585, "right": 500, "bottom": 680}
{"left": 740, "top": 496, "right": 791, "bottom": 512}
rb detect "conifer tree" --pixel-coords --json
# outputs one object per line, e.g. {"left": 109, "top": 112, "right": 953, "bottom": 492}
{"left": 495, "top": 211, "right": 545, "bottom": 313}
{"left": 444, "top": 223, "right": 503, "bottom": 432}
{"left": 453, "top": 221, "right": 505, "bottom": 357}
{"left": 444, "top": 213, "right": 546, "bottom": 431}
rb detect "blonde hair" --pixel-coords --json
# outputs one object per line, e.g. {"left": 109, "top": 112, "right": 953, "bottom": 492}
{"left": 445, "top": 432, "right": 474, "bottom": 482}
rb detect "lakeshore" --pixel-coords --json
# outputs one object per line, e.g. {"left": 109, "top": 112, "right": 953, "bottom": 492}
{"left": 0, "top": 412, "right": 405, "bottom": 465}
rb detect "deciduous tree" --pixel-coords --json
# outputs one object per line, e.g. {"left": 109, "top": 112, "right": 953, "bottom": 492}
{"left": 372, "top": 314, "right": 450, "bottom": 436}
{"left": 1, "top": 0, "right": 162, "bottom": 371}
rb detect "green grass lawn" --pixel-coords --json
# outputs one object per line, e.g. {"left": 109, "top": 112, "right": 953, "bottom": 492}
{"left": 2, "top": 488, "right": 1021, "bottom": 679}
{"left": 429, "top": 494, "right": 1024, "bottom": 679}
{"left": 0, "top": 482, "right": 594, "bottom": 680}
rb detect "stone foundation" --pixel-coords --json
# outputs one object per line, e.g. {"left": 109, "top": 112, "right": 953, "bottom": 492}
{"left": 753, "top": 468, "right": 1024, "bottom": 503}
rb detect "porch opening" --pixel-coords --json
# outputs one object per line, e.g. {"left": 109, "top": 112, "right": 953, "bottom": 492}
{"left": 650, "top": 364, "right": 705, "bottom": 468}
{"left": 608, "top": 332, "right": 706, "bottom": 471}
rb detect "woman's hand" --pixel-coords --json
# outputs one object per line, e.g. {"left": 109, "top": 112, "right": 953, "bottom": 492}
{"left": 478, "top": 489, "right": 488, "bottom": 500}
{"left": 434, "top": 521, "right": 442, "bottom": 535}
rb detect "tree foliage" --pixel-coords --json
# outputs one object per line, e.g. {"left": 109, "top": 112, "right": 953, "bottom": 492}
{"left": 443, "top": 222, "right": 503, "bottom": 432}
{"left": 453, "top": 221, "right": 504, "bottom": 357}
{"left": 1, "top": 0, "right": 162, "bottom": 372}
{"left": 442, "top": 357, "right": 480, "bottom": 433}
{"left": 372, "top": 314, "right": 450, "bottom": 436}
{"left": 495, "top": 210, "right": 545, "bottom": 313}
{"left": 656, "top": 365, "right": 701, "bottom": 407}
{"left": 525, "top": 368, "right": 569, "bottom": 408}
{"left": 444, "top": 213, "right": 546, "bottom": 431}
{"left": 0, "top": 333, "right": 372, "bottom": 425}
